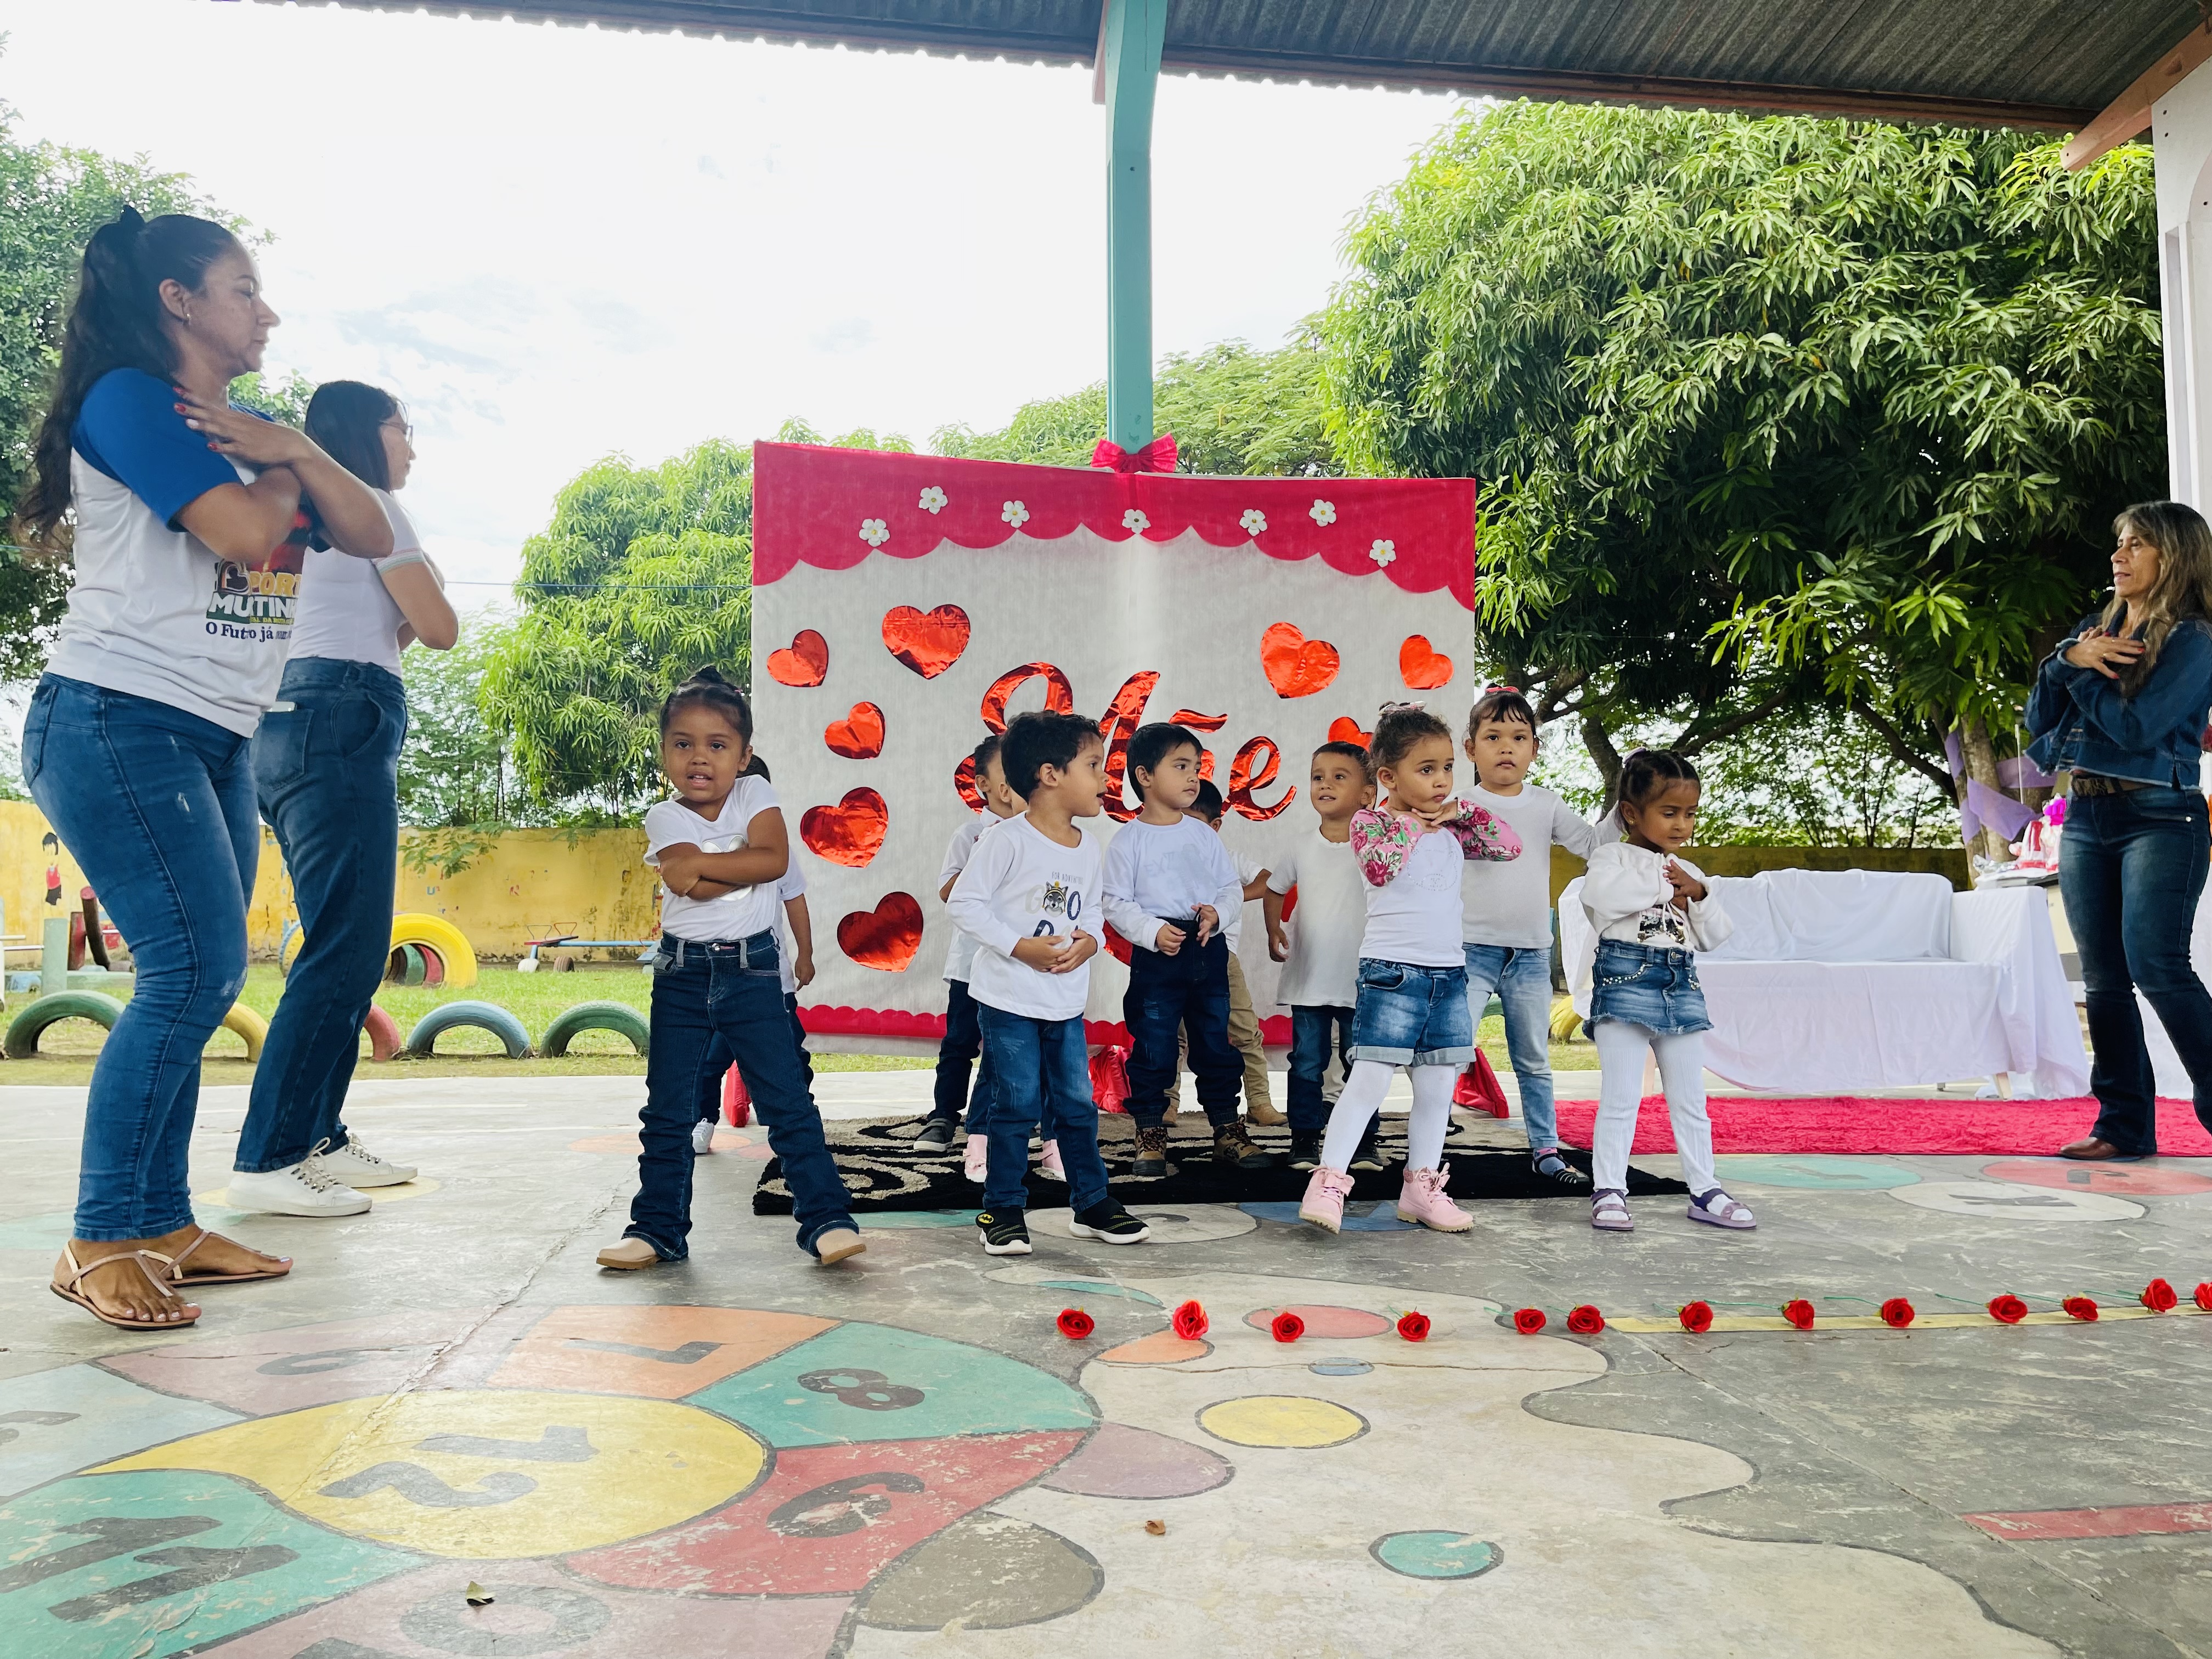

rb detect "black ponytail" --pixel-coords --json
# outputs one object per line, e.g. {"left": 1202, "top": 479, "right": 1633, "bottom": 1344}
{"left": 659, "top": 664, "right": 754, "bottom": 744}
{"left": 1618, "top": 748, "right": 1700, "bottom": 810}
{"left": 20, "top": 209, "right": 244, "bottom": 535}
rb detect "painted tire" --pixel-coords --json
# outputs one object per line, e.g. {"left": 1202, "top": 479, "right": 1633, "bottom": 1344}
{"left": 222, "top": 1003, "right": 270, "bottom": 1060}
{"left": 388, "top": 944, "right": 428, "bottom": 987}
{"left": 403, "top": 1000, "right": 531, "bottom": 1059}
{"left": 390, "top": 913, "right": 478, "bottom": 990}
{"left": 539, "top": 1000, "right": 651, "bottom": 1058}
{"left": 5, "top": 991, "right": 125, "bottom": 1059}
{"left": 363, "top": 1004, "right": 403, "bottom": 1063}
{"left": 1549, "top": 997, "right": 1583, "bottom": 1041}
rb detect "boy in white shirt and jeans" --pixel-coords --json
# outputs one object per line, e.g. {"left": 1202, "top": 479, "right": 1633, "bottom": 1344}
{"left": 946, "top": 710, "right": 1149, "bottom": 1256}
{"left": 1459, "top": 687, "right": 1600, "bottom": 1186}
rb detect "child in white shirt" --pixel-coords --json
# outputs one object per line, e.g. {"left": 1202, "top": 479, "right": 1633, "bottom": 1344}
{"left": 1167, "top": 779, "right": 1285, "bottom": 1127}
{"left": 1458, "top": 687, "right": 1600, "bottom": 1186}
{"left": 1266, "top": 740, "right": 1375, "bottom": 1171}
{"left": 919, "top": 735, "right": 1023, "bottom": 1161}
{"left": 946, "top": 710, "right": 1150, "bottom": 1257}
{"left": 1579, "top": 749, "right": 1756, "bottom": 1234}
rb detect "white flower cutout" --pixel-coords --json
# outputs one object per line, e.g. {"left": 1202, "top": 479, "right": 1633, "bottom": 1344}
{"left": 1001, "top": 499, "right": 1029, "bottom": 527}
{"left": 1310, "top": 498, "right": 1337, "bottom": 526}
{"left": 1240, "top": 507, "right": 1268, "bottom": 535}
{"left": 1122, "top": 507, "right": 1150, "bottom": 533}
{"left": 918, "top": 484, "right": 948, "bottom": 514}
{"left": 859, "top": 517, "right": 890, "bottom": 548}
{"left": 1368, "top": 538, "right": 1397, "bottom": 567}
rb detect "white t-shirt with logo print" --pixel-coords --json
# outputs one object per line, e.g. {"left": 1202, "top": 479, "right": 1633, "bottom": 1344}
{"left": 944, "top": 813, "right": 1103, "bottom": 1023}
{"left": 643, "top": 776, "right": 784, "bottom": 943}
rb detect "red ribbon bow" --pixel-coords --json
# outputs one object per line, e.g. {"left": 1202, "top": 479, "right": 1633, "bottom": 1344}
{"left": 1090, "top": 432, "right": 1179, "bottom": 474}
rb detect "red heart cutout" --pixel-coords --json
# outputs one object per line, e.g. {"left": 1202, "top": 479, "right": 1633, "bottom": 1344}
{"left": 823, "top": 702, "right": 885, "bottom": 760}
{"left": 837, "top": 891, "right": 923, "bottom": 972}
{"left": 1260, "top": 622, "right": 1340, "bottom": 699}
{"left": 1328, "top": 716, "right": 1373, "bottom": 750}
{"left": 764, "top": 629, "right": 828, "bottom": 687}
{"left": 953, "top": 754, "right": 986, "bottom": 811}
{"left": 882, "top": 604, "right": 970, "bottom": 679}
{"left": 1399, "top": 635, "right": 1454, "bottom": 690}
{"left": 800, "top": 787, "right": 889, "bottom": 867}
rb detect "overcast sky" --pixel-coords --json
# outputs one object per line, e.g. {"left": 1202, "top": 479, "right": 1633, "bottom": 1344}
{"left": 0, "top": 0, "right": 1465, "bottom": 599}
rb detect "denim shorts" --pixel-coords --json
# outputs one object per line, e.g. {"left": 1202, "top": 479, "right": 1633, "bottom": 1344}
{"left": 1588, "top": 939, "right": 1711, "bottom": 1036}
{"left": 1349, "top": 958, "right": 1475, "bottom": 1067}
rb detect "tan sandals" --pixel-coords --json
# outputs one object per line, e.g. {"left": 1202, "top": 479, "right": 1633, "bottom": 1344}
{"left": 149, "top": 1227, "right": 292, "bottom": 1286}
{"left": 51, "top": 1246, "right": 200, "bottom": 1331}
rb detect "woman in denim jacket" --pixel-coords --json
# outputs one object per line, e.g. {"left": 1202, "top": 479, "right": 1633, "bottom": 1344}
{"left": 2025, "top": 501, "right": 2212, "bottom": 1159}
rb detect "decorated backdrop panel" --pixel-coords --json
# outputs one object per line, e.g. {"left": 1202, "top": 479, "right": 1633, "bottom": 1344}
{"left": 751, "top": 441, "right": 1477, "bottom": 1042}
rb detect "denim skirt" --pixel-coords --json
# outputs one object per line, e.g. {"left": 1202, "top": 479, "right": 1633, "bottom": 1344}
{"left": 1588, "top": 939, "right": 1711, "bottom": 1037}
{"left": 1349, "top": 958, "right": 1476, "bottom": 1067}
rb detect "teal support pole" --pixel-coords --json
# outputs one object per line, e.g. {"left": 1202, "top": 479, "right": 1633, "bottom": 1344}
{"left": 1100, "top": 0, "right": 1166, "bottom": 453}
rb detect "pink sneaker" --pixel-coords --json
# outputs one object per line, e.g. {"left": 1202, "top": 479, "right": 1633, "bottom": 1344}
{"left": 1396, "top": 1164, "right": 1473, "bottom": 1233}
{"left": 963, "top": 1135, "right": 988, "bottom": 1184}
{"left": 1299, "top": 1165, "right": 1354, "bottom": 1234}
{"left": 1035, "top": 1139, "right": 1066, "bottom": 1182}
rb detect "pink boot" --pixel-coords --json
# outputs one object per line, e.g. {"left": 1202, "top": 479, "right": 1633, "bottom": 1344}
{"left": 1397, "top": 1164, "right": 1473, "bottom": 1233}
{"left": 1299, "top": 1165, "right": 1354, "bottom": 1234}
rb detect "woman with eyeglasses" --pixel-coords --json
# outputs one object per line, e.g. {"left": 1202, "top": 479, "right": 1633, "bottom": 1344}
{"left": 227, "top": 382, "right": 459, "bottom": 1217}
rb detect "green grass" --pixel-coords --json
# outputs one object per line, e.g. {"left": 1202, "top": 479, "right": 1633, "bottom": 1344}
{"left": 1478, "top": 1012, "right": 1598, "bottom": 1073}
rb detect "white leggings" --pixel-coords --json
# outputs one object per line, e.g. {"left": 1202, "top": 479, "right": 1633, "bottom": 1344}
{"left": 1591, "top": 1021, "right": 1718, "bottom": 1198}
{"left": 1319, "top": 1061, "right": 1455, "bottom": 1174}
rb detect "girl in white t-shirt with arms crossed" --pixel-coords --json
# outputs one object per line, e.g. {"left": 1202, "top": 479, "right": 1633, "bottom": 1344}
{"left": 597, "top": 669, "right": 864, "bottom": 1271}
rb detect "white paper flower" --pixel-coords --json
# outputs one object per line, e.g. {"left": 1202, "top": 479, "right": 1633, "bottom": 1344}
{"left": 917, "top": 484, "right": 948, "bottom": 514}
{"left": 1368, "top": 538, "right": 1397, "bottom": 567}
{"left": 1310, "top": 498, "right": 1337, "bottom": 526}
{"left": 1122, "top": 507, "right": 1150, "bottom": 533}
{"left": 1001, "top": 499, "right": 1029, "bottom": 527}
{"left": 1240, "top": 507, "right": 1268, "bottom": 535}
{"left": 859, "top": 517, "right": 890, "bottom": 548}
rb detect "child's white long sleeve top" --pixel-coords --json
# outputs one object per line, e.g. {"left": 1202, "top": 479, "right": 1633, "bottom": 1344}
{"left": 945, "top": 814, "right": 1102, "bottom": 1022}
{"left": 1578, "top": 843, "right": 1733, "bottom": 953}
{"left": 1100, "top": 815, "right": 1243, "bottom": 951}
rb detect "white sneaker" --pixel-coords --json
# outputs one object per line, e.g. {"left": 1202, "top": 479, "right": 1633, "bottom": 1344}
{"left": 692, "top": 1120, "right": 718, "bottom": 1155}
{"left": 227, "top": 1153, "right": 370, "bottom": 1217}
{"left": 964, "top": 1135, "right": 988, "bottom": 1183}
{"left": 319, "top": 1134, "right": 416, "bottom": 1188}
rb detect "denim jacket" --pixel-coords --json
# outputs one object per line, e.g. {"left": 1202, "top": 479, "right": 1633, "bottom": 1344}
{"left": 2024, "top": 613, "right": 2212, "bottom": 789}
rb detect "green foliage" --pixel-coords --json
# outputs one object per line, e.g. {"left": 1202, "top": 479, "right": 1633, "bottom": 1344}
{"left": 398, "top": 622, "right": 517, "bottom": 830}
{"left": 1319, "top": 101, "right": 2163, "bottom": 776}
{"left": 226, "top": 370, "right": 314, "bottom": 427}
{"left": 481, "top": 441, "right": 754, "bottom": 811}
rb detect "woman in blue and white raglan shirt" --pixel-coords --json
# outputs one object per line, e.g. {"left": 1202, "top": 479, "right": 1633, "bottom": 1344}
{"left": 16, "top": 211, "right": 392, "bottom": 1333}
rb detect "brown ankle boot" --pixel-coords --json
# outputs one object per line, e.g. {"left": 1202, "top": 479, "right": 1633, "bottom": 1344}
{"left": 1131, "top": 1125, "right": 1171, "bottom": 1178}
{"left": 1213, "top": 1121, "right": 1273, "bottom": 1170}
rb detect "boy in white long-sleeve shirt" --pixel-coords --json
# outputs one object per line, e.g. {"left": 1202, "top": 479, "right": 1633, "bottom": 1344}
{"left": 945, "top": 710, "right": 1149, "bottom": 1257}
{"left": 1101, "top": 723, "right": 1266, "bottom": 1178}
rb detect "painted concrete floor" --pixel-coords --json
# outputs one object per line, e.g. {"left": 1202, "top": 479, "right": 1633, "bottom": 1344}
{"left": 1, "top": 1076, "right": 2208, "bottom": 1658}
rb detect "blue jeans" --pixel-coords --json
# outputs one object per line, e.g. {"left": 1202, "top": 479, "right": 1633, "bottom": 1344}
{"left": 1465, "top": 943, "right": 1559, "bottom": 1153}
{"left": 933, "top": 979, "right": 981, "bottom": 1122}
{"left": 975, "top": 1004, "right": 1110, "bottom": 1214}
{"left": 1588, "top": 940, "right": 1711, "bottom": 1036}
{"left": 2059, "top": 786, "right": 2212, "bottom": 1154}
{"left": 1350, "top": 958, "right": 1474, "bottom": 1066}
{"left": 22, "top": 675, "right": 256, "bottom": 1242}
{"left": 1288, "top": 1005, "right": 1352, "bottom": 1134}
{"left": 631, "top": 933, "right": 853, "bottom": 1257}
{"left": 237, "top": 659, "right": 407, "bottom": 1172}
{"left": 693, "top": 995, "right": 812, "bottom": 1124}
{"left": 1123, "top": 932, "right": 1241, "bottom": 1128}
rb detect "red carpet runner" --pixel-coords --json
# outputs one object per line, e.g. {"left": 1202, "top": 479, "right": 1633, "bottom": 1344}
{"left": 1553, "top": 1096, "right": 2209, "bottom": 1156}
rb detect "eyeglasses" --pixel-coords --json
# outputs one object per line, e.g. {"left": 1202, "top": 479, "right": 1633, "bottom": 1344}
{"left": 383, "top": 419, "right": 414, "bottom": 441}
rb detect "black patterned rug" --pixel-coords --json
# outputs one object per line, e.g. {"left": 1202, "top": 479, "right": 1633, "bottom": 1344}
{"left": 752, "top": 1113, "right": 1688, "bottom": 1215}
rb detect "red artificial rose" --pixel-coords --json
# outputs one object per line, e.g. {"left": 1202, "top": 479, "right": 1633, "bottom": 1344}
{"left": 1678, "top": 1301, "right": 1714, "bottom": 1334}
{"left": 1780, "top": 1299, "right": 1815, "bottom": 1330}
{"left": 1056, "top": 1308, "right": 1095, "bottom": 1340}
{"left": 1511, "top": 1307, "right": 1547, "bottom": 1335}
{"left": 1987, "top": 1294, "right": 2028, "bottom": 1325}
{"left": 1270, "top": 1311, "right": 1305, "bottom": 1344}
{"left": 1880, "top": 1297, "right": 1915, "bottom": 1328}
{"left": 2062, "top": 1294, "right": 2099, "bottom": 1322}
{"left": 1396, "top": 1311, "right": 1431, "bottom": 1342}
{"left": 2197, "top": 1282, "right": 2212, "bottom": 1313}
{"left": 1171, "top": 1300, "right": 1209, "bottom": 1341}
{"left": 1566, "top": 1305, "right": 1605, "bottom": 1335}
{"left": 2141, "top": 1278, "right": 2179, "bottom": 1313}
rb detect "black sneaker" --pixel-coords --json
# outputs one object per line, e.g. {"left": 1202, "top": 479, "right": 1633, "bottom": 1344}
{"left": 1214, "top": 1121, "right": 1273, "bottom": 1170}
{"left": 915, "top": 1116, "right": 956, "bottom": 1152}
{"left": 1349, "top": 1125, "right": 1387, "bottom": 1172}
{"left": 1289, "top": 1131, "right": 1323, "bottom": 1171}
{"left": 1130, "top": 1125, "right": 1171, "bottom": 1178}
{"left": 977, "top": 1209, "right": 1031, "bottom": 1255}
{"left": 1068, "top": 1199, "right": 1150, "bottom": 1245}
{"left": 1533, "top": 1149, "right": 1592, "bottom": 1188}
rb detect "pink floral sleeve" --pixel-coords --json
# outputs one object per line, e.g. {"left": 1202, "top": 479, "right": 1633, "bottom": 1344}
{"left": 1349, "top": 807, "right": 1414, "bottom": 888}
{"left": 1442, "top": 800, "right": 1522, "bottom": 863}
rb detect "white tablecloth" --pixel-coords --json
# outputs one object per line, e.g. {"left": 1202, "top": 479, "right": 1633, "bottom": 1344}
{"left": 2142, "top": 879, "right": 2212, "bottom": 1098}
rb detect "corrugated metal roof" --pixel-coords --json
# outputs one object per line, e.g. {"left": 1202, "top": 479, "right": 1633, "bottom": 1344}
{"left": 311, "top": 0, "right": 2205, "bottom": 128}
